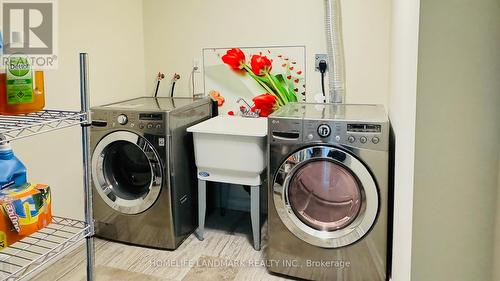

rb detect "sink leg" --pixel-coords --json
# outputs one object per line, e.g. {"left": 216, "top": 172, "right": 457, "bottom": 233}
{"left": 251, "top": 185, "right": 261, "bottom": 251}
{"left": 220, "top": 183, "right": 230, "bottom": 216}
{"left": 196, "top": 179, "right": 206, "bottom": 241}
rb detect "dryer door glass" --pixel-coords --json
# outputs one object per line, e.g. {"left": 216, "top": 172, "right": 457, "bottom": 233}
{"left": 273, "top": 146, "right": 379, "bottom": 248}
{"left": 288, "top": 160, "right": 362, "bottom": 231}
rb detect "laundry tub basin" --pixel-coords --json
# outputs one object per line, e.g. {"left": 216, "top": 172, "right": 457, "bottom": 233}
{"left": 187, "top": 116, "right": 268, "bottom": 186}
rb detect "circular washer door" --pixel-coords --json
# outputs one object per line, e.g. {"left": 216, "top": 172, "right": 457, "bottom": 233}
{"left": 273, "top": 146, "right": 379, "bottom": 248}
{"left": 91, "top": 131, "right": 163, "bottom": 215}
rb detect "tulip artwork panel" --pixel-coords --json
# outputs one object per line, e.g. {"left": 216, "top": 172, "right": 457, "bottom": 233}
{"left": 203, "top": 46, "right": 306, "bottom": 117}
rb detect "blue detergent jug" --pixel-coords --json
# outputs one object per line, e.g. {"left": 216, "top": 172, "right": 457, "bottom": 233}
{"left": 0, "top": 143, "right": 27, "bottom": 190}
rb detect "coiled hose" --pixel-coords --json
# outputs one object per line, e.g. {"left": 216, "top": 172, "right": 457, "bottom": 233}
{"left": 324, "top": 0, "right": 346, "bottom": 104}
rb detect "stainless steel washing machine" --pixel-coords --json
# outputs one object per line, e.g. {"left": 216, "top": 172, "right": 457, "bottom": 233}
{"left": 267, "top": 103, "right": 390, "bottom": 281}
{"left": 90, "top": 97, "right": 212, "bottom": 249}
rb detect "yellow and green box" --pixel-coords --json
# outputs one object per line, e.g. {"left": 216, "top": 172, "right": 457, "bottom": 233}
{"left": 0, "top": 183, "right": 52, "bottom": 250}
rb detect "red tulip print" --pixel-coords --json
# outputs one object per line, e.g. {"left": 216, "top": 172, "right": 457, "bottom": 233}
{"left": 251, "top": 55, "right": 273, "bottom": 76}
{"left": 222, "top": 48, "right": 246, "bottom": 70}
{"left": 251, "top": 93, "right": 277, "bottom": 117}
{"left": 219, "top": 48, "right": 303, "bottom": 114}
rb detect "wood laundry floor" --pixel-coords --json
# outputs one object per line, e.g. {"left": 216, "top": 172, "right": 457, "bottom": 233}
{"left": 35, "top": 210, "right": 297, "bottom": 281}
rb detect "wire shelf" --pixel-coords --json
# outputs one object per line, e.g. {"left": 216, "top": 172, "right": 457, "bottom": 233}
{"left": 0, "top": 110, "right": 88, "bottom": 144}
{"left": 0, "top": 216, "right": 91, "bottom": 281}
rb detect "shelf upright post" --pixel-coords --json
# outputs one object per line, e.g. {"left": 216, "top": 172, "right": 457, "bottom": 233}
{"left": 80, "top": 53, "right": 95, "bottom": 281}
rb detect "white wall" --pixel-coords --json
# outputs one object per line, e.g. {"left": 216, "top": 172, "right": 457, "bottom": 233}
{"left": 142, "top": 0, "right": 391, "bottom": 106}
{"left": 10, "top": 0, "right": 146, "bottom": 220}
{"left": 387, "top": 0, "right": 421, "bottom": 280}
{"left": 411, "top": 0, "right": 500, "bottom": 280}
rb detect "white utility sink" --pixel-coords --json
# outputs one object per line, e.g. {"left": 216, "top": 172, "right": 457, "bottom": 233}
{"left": 187, "top": 116, "right": 268, "bottom": 186}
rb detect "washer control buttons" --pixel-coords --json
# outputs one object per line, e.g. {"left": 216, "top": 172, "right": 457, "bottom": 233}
{"left": 155, "top": 124, "right": 162, "bottom": 129}
{"left": 147, "top": 123, "right": 153, "bottom": 129}
{"left": 372, "top": 137, "right": 380, "bottom": 144}
{"left": 335, "top": 135, "right": 341, "bottom": 142}
{"left": 307, "top": 134, "right": 314, "bottom": 141}
{"left": 360, "top": 136, "right": 368, "bottom": 144}
{"left": 117, "top": 114, "right": 128, "bottom": 125}
{"left": 348, "top": 136, "right": 356, "bottom": 143}
{"left": 317, "top": 124, "right": 331, "bottom": 138}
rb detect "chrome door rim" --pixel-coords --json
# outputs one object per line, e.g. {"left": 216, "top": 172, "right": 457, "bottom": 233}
{"left": 273, "top": 146, "right": 379, "bottom": 248}
{"left": 91, "top": 131, "right": 163, "bottom": 215}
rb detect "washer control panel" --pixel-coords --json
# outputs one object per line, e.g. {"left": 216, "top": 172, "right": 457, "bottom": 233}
{"left": 91, "top": 111, "right": 166, "bottom": 134}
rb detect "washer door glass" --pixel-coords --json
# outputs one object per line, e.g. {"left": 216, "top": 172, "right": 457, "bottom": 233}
{"left": 273, "top": 146, "right": 379, "bottom": 248}
{"left": 103, "top": 141, "right": 152, "bottom": 200}
{"left": 92, "top": 131, "right": 162, "bottom": 215}
{"left": 288, "top": 160, "right": 362, "bottom": 231}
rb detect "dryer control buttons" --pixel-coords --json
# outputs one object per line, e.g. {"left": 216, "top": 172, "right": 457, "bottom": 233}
{"left": 317, "top": 124, "right": 331, "bottom": 138}
{"left": 348, "top": 136, "right": 356, "bottom": 143}
{"left": 360, "top": 136, "right": 368, "bottom": 144}
{"left": 117, "top": 114, "right": 128, "bottom": 125}
{"left": 372, "top": 137, "right": 380, "bottom": 144}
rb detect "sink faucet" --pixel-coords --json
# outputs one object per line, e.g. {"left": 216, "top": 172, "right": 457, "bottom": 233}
{"left": 237, "top": 98, "right": 259, "bottom": 118}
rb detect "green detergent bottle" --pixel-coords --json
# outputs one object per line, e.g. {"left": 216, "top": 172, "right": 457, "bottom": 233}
{"left": 6, "top": 56, "right": 34, "bottom": 105}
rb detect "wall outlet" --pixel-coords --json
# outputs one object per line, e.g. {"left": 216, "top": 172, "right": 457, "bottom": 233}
{"left": 193, "top": 59, "right": 201, "bottom": 73}
{"left": 315, "top": 54, "right": 328, "bottom": 72}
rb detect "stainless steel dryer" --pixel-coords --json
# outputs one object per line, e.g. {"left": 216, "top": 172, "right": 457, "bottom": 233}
{"left": 90, "top": 97, "right": 212, "bottom": 249}
{"left": 267, "top": 103, "right": 390, "bottom": 281}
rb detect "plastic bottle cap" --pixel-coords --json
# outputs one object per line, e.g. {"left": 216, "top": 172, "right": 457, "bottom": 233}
{"left": 0, "top": 143, "right": 12, "bottom": 151}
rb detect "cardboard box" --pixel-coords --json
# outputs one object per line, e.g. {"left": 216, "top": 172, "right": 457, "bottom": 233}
{"left": 0, "top": 184, "right": 52, "bottom": 250}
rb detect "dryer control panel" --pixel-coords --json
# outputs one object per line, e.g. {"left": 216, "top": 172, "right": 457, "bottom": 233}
{"left": 270, "top": 118, "right": 388, "bottom": 151}
{"left": 303, "top": 120, "right": 386, "bottom": 150}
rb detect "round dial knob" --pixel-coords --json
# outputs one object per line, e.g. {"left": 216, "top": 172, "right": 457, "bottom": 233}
{"left": 348, "top": 136, "right": 356, "bottom": 143}
{"left": 360, "top": 136, "right": 368, "bottom": 144}
{"left": 117, "top": 114, "right": 128, "bottom": 125}
{"left": 317, "top": 124, "right": 331, "bottom": 138}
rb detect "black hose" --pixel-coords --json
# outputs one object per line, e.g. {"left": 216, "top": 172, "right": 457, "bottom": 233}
{"left": 171, "top": 82, "right": 176, "bottom": 97}
{"left": 321, "top": 72, "right": 326, "bottom": 101}
{"left": 319, "top": 60, "right": 328, "bottom": 103}
{"left": 154, "top": 80, "right": 161, "bottom": 98}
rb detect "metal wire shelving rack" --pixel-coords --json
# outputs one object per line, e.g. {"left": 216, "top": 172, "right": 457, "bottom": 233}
{"left": 0, "top": 54, "right": 95, "bottom": 281}
{"left": 0, "top": 111, "right": 87, "bottom": 143}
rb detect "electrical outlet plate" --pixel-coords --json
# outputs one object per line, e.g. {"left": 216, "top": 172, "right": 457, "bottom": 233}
{"left": 315, "top": 54, "right": 328, "bottom": 71}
